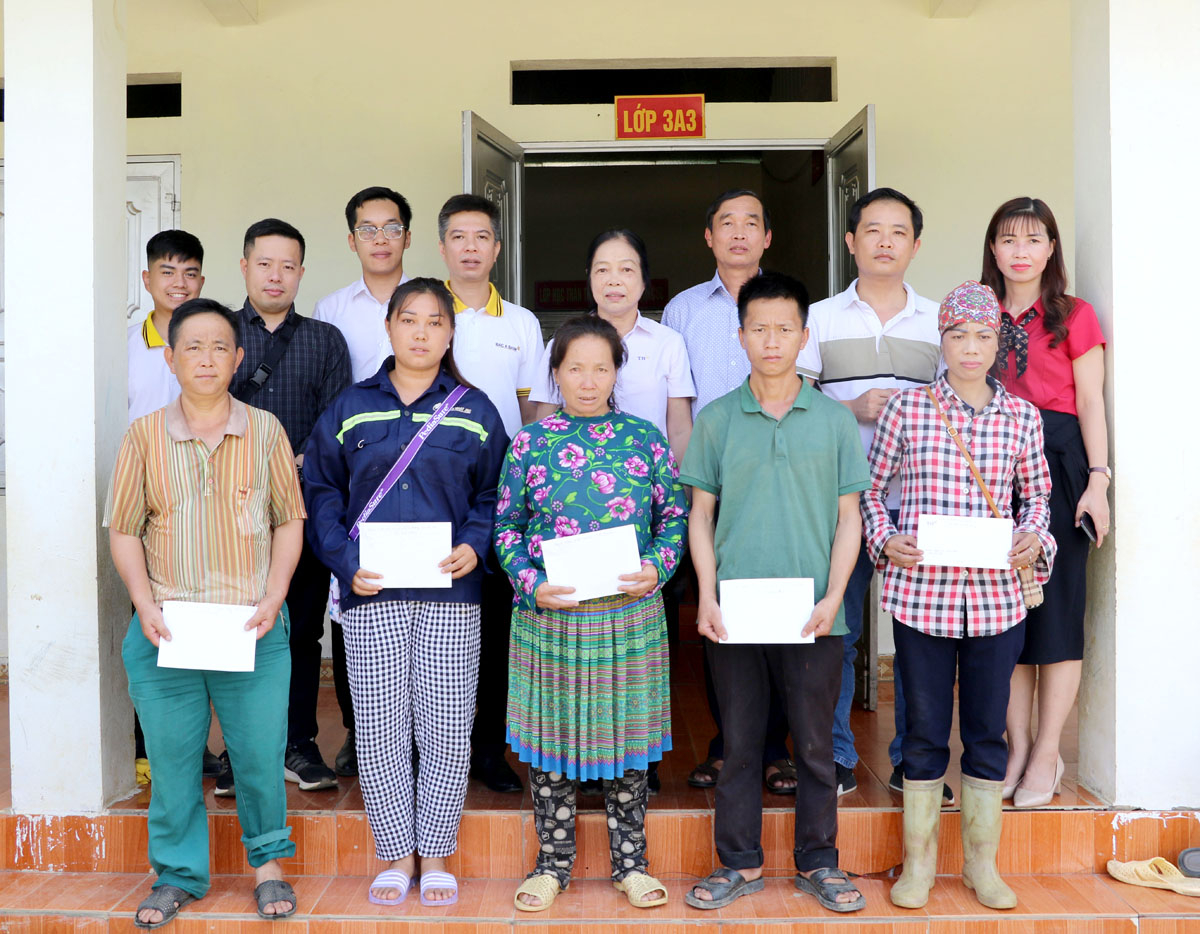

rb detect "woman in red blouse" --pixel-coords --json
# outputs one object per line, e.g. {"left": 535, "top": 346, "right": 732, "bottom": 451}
{"left": 981, "top": 197, "right": 1110, "bottom": 809}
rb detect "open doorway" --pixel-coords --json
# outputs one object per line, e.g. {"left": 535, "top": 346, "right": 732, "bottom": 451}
{"left": 521, "top": 149, "right": 829, "bottom": 337}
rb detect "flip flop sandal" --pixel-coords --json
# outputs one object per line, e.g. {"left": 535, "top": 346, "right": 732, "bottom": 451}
{"left": 1107, "top": 858, "right": 1200, "bottom": 896}
{"left": 514, "top": 873, "right": 561, "bottom": 912}
{"left": 133, "top": 884, "right": 195, "bottom": 930}
{"left": 254, "top": 879, "right": 298, "bottom": 919}
{"left": 794, "top": 867, "right": 866, "bottom": 913}
{"left": 684, "top": 867, "right": 765, "bottom": 910}
{"left": 367, "top": 869, "right": 412, "bottom": 905}
{"left": 614, "top": 871, "right": 669, "bottom": 908}
{"left": 687, "top": 756, "right": 722, "bottom": 788}
{"left": 1179, "top": 848, "right": 1200, "bottom": 878}
{"left": 419, "top": 870, "right": 459, "bottom": 907}
{"left": 764, "top": 758, "right": 798, "bottom": 795}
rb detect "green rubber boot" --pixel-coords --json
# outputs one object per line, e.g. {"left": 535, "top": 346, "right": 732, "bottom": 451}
{"left": 960, "top": 774, "right": 1017, "bottom": 909}
{"left": 890, "top": 776, "right": 943, "bottom": 909}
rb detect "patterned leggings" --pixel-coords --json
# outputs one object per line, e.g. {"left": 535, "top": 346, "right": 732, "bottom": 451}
{"left": 528, "top": 766, "right": 649, "bottom": 889}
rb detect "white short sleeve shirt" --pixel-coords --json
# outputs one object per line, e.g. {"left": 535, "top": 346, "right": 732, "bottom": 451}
{"left": 529, "top": 313, "right": 696, "bottom": 436}
{"left": 313, "top": 274, "right": 409, "bottom": 383}
{"left": 127, "top": 315, "right": 180, "bottom": 423}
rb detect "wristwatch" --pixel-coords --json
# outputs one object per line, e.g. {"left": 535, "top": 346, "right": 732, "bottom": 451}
{"left": 1089, "top": 466, "right": 1112, "bottom": 480}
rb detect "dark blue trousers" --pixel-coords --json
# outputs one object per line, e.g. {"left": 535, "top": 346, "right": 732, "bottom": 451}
{"left": 892, "top": 619, "right": 1025, "bottom": 782}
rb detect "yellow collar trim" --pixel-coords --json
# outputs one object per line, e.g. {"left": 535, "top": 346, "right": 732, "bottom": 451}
{"left": 142, "top": 314, "right": 168, "bottom": 349}
{"left": 447, "top": 281, "right": 503, "bottom": 317}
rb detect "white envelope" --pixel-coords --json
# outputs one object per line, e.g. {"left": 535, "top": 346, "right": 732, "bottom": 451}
{"left": 158, "top": 601, "right": 258, "bottom": 672}
{"left": 719, "top": 578, "right": 815, "bottom": 644}
{"left": 358, "top": 522, "right": 454, "bottom": 589}
{"left": 540, "top": 524, "right": 643, "bottom": 603}
{"left": 917, "top": 514, "right": 1014, "bottom": 570}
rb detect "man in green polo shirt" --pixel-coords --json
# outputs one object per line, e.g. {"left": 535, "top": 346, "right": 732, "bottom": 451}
{"left": 681, "top": 272, "right": 869, "bottom": 915}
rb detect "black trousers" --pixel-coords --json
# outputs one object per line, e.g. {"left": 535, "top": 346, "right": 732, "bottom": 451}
{"left": 707, "top": 635, "right": 842, "bottom": 872}
{"left": 471, "top": 551, "right": 515, "bottom": 763}
{"left": 286, "top": 537, "right": 353, "bottom": 745}
{"left": 893, "top": 619, "right": 1026, "bottom": 782}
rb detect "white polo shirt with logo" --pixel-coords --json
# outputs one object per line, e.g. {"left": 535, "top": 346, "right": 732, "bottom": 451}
{"left": 797, "top": 278, "right": 941, "bottom": 508}
{"left": 529, "top": 312, "right": 695, "bottom": 437}
{"left": 313, "top": 274, "right": 410, "bottom": 383}
{"left": 448, "top": 282, "right": 544, "bottom": 438}
{"left": 127, "top": 314, "right": 180, "bottom": 423}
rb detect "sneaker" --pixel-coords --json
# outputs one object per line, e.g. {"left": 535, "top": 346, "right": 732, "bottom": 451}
{"left": 333, "top": 729, "right": 357, "bottom": 777}
{"left": 835, "top": 763, "right": 858, "bottom": 797}
{"left": 202, "top": 746, "right": 223, "bottom": 778}
{"left": 888, "top": 764, "right": 955, "bottom": 805}
{"left": 214, "top": 750, "right": 235, "bottom": 798}
{"left": 284, "top": 740, "right": 339, "bottom": 791}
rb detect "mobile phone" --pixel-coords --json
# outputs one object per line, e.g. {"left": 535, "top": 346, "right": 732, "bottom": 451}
{"left": 1079, "top": 511, "right": 1097, "bottom": 543}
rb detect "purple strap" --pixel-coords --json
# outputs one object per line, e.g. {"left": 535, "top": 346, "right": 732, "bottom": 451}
{"left": 349, "top": 384, "right": 470, "bottom": 540}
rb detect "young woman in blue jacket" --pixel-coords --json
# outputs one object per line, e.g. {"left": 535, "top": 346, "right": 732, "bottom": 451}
{"left": 302, "top": 278, "right": 508, "bottom": 908}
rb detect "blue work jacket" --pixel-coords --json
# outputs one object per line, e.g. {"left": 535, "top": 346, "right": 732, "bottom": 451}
{"left": 302, "top": 361, "right": 509, "bottom": 610}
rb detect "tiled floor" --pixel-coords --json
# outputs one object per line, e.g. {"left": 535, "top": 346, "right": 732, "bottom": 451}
{"left": 0, "top": 637, "right": 1097, "bottom": 814}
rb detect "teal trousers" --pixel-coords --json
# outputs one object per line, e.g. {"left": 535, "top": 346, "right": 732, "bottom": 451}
{"left": 122, "top": 608, "right": 296, "bottom": 898}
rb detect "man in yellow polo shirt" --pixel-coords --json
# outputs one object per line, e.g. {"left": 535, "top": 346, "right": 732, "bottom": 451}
{"left": 106, "top": 298, "right": 306, "bottom": 928}
{"left": 128, "top": 230, "right": 206, "bottom": 422}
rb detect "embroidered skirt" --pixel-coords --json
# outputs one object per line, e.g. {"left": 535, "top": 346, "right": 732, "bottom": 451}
{"left": 506, "top": 591, "right": 671, "bottom": 780}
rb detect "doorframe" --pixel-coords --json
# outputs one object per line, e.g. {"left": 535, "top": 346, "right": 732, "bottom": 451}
{"left": 521, "top": 137, "right": 827, "bottom": 155}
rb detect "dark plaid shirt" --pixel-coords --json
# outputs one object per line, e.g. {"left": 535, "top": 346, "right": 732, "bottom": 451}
{"left": 231, "top": 301, "right": 352, "bottom": 452}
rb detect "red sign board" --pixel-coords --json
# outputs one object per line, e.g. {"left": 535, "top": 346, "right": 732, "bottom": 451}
{"left": 615, "top": 94, "right": 705, "bottom": 140}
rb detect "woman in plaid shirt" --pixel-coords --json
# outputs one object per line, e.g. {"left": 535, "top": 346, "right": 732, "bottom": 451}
{"left": 861, "top": 281, "right": 1055, "bottom": 912}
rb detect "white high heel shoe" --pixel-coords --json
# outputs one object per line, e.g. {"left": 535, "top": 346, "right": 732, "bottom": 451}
{"left": 1012, "top": 755, "right": 1064, "bottom": 808}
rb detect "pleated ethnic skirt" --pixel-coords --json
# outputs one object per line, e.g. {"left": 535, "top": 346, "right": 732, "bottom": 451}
{"left": 506, "top": 591, "right": 672, "bottom": 780}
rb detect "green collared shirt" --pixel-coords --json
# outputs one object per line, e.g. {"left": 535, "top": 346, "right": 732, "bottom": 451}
{"left": 679, "top": 377, "right": 870, "bottom": 636}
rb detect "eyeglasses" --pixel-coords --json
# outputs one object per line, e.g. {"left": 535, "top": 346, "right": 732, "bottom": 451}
{"left": 353, "top": 224, "right": 407, "bottom": 241}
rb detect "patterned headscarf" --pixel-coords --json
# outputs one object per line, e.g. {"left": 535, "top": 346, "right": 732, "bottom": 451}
{"left": 938, "top": 280, "right": 1001, "bottom": 333}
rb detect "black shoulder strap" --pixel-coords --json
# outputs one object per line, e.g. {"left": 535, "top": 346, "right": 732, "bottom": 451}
{"left": 236, "top": 315, "right": 300, "bottom": 403}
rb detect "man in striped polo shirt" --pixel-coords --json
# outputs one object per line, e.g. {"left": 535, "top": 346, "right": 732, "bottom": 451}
{"left": 106, "top": 298, "right": 306, "bottom": 926}
{"left": 796, "top": 188, "right": 944, "bottom": 803}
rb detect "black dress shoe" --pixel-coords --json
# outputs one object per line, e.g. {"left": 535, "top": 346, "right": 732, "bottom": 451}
{"left": 471, "top": 756, "right": 522, "bottom": 793}
{"left": 202, "top": 746, "right": 223, "bottom": 778}
{"left": 334, "top": 728, "right": 357, "bottom": 777}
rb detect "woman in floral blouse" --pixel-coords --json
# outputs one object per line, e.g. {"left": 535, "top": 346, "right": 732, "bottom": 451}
{"left": 494, "top": 315, "right": 687, "bottom": 913}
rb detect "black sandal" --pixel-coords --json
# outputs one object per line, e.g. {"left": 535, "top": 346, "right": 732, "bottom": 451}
{"left": 764, "top": 758, "right": 798, "bottom": 795}
{"left": 684, "top": 867, "right": 765, "bottom": 910}
{"left": 254, "top": 878, "right": 297, "bottom": 920}
{"left": 133, "top": 884, "right": 195, "bottom": 929}
{"left": 794, "top": 867, "right": 866, "bottom": 913}
{"left": 687, "top": 756, "right": 722, "bottom": 788}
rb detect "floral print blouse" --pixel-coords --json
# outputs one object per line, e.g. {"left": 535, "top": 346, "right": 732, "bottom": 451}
{"left": 494, "top": 409, "right": 688, "bottom": 612}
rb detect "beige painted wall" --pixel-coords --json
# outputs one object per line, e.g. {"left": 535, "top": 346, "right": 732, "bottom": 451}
{"left": 0, "top": 0, "right": 1076, "bottom": 312}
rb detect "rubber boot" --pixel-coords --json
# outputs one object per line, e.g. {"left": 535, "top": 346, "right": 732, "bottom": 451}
{"left": 960, "top": 774, "right": 1017, "bottom": 909}
{"left": 890, "top": 776, "right": 943, "bottom": 909}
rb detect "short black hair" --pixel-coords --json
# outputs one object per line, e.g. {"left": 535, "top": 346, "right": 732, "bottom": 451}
{"left": 585, "top": 228, "right": 649, "bottom": 296}
{"left": 737, "top": 272, "right": 810, "bottom": 327}
{"left": 548, "top": 314, "right": 627, "bottom": 377}
{"left": 705, "top": 189, "right": 772, "bottom": 234}
{"left": 345, "top": 187, "right": 412, "bottom": 232}
{"left": 147, "top": 229, "right": 203, "bottom": 267}
{"left": 243, "top": 218, "right": 306, "bottom": 262}
{"left": 847, "top": 187, "right": 924, "bottom": 240}
{"left": 437, "top": 194, "right": 501, "bottom": 242}
{"left": 167, "top": 298, "right": 241, "bottom": 349}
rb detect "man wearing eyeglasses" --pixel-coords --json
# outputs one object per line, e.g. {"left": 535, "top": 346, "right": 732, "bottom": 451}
{"left": 314, "top": 187, "right": 413, "bottom": 382}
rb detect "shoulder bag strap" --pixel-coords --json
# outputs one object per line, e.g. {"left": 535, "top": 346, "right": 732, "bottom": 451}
{"left": 924, "top": 385, "right": 1003, "bottom": 520}
{"left": 348, "top": 383, "right": 470, "bottom": 540}
{"left": 236, "top": 315, "right": 301, "bottom": 403}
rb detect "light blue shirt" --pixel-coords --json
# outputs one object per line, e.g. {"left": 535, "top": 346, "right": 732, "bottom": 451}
{"left": 661, "top": 271, "right": 750, "bottom": 415}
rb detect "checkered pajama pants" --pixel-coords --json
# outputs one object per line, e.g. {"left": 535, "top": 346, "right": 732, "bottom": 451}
{"left": 340, "top": 600, "right": 481, "bottom": 859}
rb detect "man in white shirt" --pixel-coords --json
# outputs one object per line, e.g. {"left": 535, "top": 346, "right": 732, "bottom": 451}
{"left": 661, "top": 190, "right": 795, "bottom": 795}
{"left": 796, "top": 187, "right": 945, "bottom": 804}
{"left": 438, "top": 193, "right": 544, "bottom": 793}
{"left": 313, "top": 187, "right": 412, "bottom": 382}
{"left": 128, "top": 230, "right": 205, "bottom": 422}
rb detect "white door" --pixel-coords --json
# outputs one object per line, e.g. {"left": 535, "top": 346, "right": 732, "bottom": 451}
{"left": 825, "top": 105, "right": 876, "bottom": 295}
{"left": 0, "top": 157, "right": 180, "bottom": 489}
{"left": 462, "top": 111, "right": 524, "bottom": 306}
